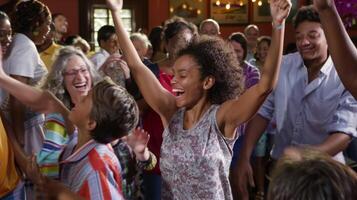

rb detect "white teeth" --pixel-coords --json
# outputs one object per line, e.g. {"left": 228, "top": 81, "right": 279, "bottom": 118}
{"left": 172, "top": 89, "right": 184, "bottom": 93}
{"left": 74, "top": 83, "right": 86, "bottom": 87}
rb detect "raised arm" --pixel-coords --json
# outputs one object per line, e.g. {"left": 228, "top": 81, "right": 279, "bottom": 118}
{"left": 314, "top": 0, "right": 357, "bottom": 99}
{"left": 106, "top": 0, "right": 177, "bottom": 125}
{"left": 217, "top": 0, "right": 291, "bottom": 138}
{"left": 0, "top": 49, "right": 69, "bottom": 116}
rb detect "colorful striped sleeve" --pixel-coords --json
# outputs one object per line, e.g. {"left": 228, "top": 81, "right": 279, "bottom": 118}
{"left": 37, "top": 113, "right": 68, "bottom": 179}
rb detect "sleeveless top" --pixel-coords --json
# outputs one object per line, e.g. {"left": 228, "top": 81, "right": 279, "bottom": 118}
{"left": 160, "top": 105, "right": 236, "bottom": 200}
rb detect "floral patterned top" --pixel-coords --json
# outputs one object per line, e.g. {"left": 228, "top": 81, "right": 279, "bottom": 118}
{"left": 160, "top": 105, "right": 236, "bottom": 200}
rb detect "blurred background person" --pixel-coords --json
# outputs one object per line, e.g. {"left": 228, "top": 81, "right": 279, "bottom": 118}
{"left": 52, "top": 13, "right": 68, "bottom": 45}
{"left": 199, "top": 18, "right": 221, "bottom": 36}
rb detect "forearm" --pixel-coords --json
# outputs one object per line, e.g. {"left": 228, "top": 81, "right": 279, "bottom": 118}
{"left": 10, "top": 96, "right": 26, "bottom": 147}
{"left": 0, "top": 75, "right": 48, "bottom": 112}
{"left": 314, "top": 132, "right": 352, "bottom": 156}
{"left": 318, "top": 6, "right": 357, "bottom": 95}
{"left": 109, "top": 7, "right": 176, "bottom": 121}
{"left": 2, "top": 115, "right": 28, "bottom": 172}
{"left": 258, "top": 21, "right": 285, "bottom": 93}
{"left": 55, "top": 103, "right": 74, "bottom": 135}
{"left": 110, "top": 9, "right": 144, "bottom": 69}
{"left": 239, "top": 115, "right": 270, "bottom": 161}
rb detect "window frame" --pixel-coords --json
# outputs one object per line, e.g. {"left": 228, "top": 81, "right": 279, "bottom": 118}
{"left": 78, "top": 0, "right": 147, "bottom": 51}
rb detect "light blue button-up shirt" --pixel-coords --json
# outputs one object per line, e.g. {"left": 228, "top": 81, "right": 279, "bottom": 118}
{"left": 258, "top": 52, "right": 357, "bottom": 162}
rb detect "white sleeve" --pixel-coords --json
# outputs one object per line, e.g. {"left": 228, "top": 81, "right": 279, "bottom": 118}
{"left": 7, "top": 40, "right": 38, "bottom": 78}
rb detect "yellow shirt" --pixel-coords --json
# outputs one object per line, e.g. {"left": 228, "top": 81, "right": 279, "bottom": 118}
{"left": 40, "top": 43, "right": 63, "bottom": 71}
{"left": 0, "top": 118, "right": 20, "bottom": 197}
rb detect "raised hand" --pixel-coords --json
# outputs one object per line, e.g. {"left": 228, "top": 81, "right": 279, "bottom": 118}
{"left": 101, "top": 55, "right": 131, "bottom": 79}
{"left": 122, "top": 127, "right": 150, "bottom": 161}
{"left": 100, "top": 53, "right": 122, "bottom": 71}
{"left": 270, "top": 0, "right": 292, "bottom": 24}
{"left": 313, "top": 0, "right": 335, "bottom": 11}
{"left": 106, "top": 0, "right": 123, "bottom": 11}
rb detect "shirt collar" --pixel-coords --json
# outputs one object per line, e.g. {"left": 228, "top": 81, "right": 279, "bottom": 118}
{"left": 300, "top": 54, "right": 333, "bottom": 77}
{"left": 60, "top": 139, "right": 98, "bottom": 164}
{"left": 100, "top": 48, "right": 110, "bottom": 57}
{"left": 319, "top": 56, "right": 333, "bottom": 76}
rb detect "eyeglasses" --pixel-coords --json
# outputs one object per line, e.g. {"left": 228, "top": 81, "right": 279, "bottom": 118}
{"left": 63, "top": 68, "right": 89, "bottom": 77}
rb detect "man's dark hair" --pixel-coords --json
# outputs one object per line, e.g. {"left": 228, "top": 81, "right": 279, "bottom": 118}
{"left": 97, "top": 25, "right": 116, "bottom": 46}
{"left": 293, "top": 5, "right": 321, "bottom": 29}
{"left": 228, "top": 32, "right": 248, "bottom": 60}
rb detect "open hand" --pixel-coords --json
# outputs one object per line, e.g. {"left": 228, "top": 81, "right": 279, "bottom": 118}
{"left": 122, "top": 127, "right": 150, "bottom": 157}
{"left": 106, "top": 0, "right": 123, "bottom": 12}
{"left": 270, "top": 0, "right": 292, "bottom": 24}
{"left": 101, "top": 55, "right": 130, "bottom": 79}
{"left": 100, "top": 54, "right": 122, "bottom": 71}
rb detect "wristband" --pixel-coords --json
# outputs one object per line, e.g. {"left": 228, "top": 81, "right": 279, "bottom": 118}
{"left": 272, "top": 22, "right": 284, "bottom": 30}
{"left": 137, "top": 151, "right": 157, "bottom": 171}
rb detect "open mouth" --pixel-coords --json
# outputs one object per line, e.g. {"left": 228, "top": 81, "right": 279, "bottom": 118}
{"left": 74, "top": 82, "right": 88, "bottom": 91}
{"left": 172, "top": 88, "right": 185, "bottom": 97}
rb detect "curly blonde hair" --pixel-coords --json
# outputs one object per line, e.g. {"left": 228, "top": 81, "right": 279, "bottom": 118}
{"left": 42, "top": 47, "right": 101, "bottom": 109}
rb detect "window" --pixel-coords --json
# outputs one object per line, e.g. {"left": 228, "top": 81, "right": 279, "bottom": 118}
{"left": 92, "top": 6, "right": 133, "bottom": 51}
{"left": 78, "top": 0, "right": 147, "bottom": 51}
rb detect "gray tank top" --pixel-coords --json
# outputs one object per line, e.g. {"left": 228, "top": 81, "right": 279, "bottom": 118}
{"left": 160, "top": 104, "right": 236, "bottom": 200}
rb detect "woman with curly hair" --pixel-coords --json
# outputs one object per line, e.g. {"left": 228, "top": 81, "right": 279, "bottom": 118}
{"left": 3, "top": 0, "right": 51, "bottom": 157}
{"left": 137, "top": 16, "right": 196, "bottom": 200}
{"left": 107, "top": 0, "right": 290, "bottom": 198}
{"left": 0, "top": 2, "right": 51, "bottom": 199}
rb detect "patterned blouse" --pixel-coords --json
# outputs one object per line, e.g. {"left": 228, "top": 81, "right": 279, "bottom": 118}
{"left": 160, "top": 105, "right": 236, "bottom": 200}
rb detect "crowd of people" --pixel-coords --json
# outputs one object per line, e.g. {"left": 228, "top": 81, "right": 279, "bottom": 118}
{"left": 0, "top": 0, "right": 357, "bottom": 199}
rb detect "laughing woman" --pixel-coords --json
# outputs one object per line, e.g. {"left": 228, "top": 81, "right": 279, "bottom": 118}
{"left": 107, "top": 0, "right": 291, "bottom": 199}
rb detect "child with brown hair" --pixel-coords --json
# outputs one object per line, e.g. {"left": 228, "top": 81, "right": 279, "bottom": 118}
{"left": 0, "top": 48, "right": 153, "bottom": 199}
{"left": 268, "top": 148, "right": 357, "bottom": 200}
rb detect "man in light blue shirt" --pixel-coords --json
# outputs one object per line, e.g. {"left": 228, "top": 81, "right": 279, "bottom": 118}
{"left": 90, "top": 25, "right": 120, "bottom": 69}
{"left": 235, "top": 5, "right": 357, "bottom": 199}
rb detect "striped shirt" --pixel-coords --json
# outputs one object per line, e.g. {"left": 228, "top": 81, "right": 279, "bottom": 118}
{"left": 60, "top": 134, "right": 124, "bottom": 200}
{"left": 37, "top": 113, "right": 69, "bottom": 179}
